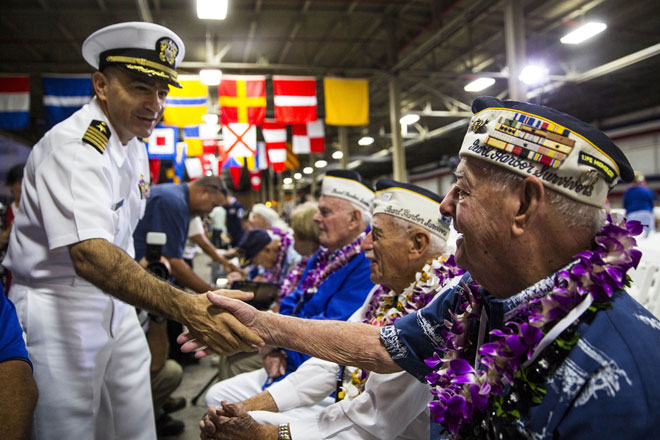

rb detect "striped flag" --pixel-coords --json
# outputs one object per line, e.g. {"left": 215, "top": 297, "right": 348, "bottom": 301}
{"left": 0, "top": 75, "right": 30, "bottom": 130}
{"left": 163, "top": 80, "right": 208, "bottom": 127}
{"left": 218, "top": 75, "right": 266, "bottom": 125}
{"left": 292, "top": 120, "right": 325, "bottom": 154}
{"left": 273, "top": 76, "right": 317, "bottom": 124}
{"left": 262, "top": 120, "right": 287, "bottom": 172}
{"left": 42, "top": 75, "right": 92, "bottom": 129}
{"left": 222, "top": 123, "right": 257, "bottom": 158}
{"left": 284, "top": 142, "right": 299, "bottom": 171}
{"left": 183, "top": 124, "right": 218, "bottom": 157}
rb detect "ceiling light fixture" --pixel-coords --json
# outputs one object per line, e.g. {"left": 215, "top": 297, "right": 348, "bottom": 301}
{"left": 199, "top": 69, "right": 222, "bottom": 85}
{"left": 400, "top": 114, "right": 420, "bottom": 125}
{"left": 357, "top": 136, "right": 374, "bottom": 146}
{"left": 303, "top": 166, "right": 313, "bottom": 174}
{"left": 283, "top": 177, "right": 293, "bottom": 184}
{"left": 464, "top": 77, "right": 496, "bottom": 92}
{"left": 197, "top": 0, "right": 228, "bottom": 20}
{"left": 560, "top": 22, "right": 607, "bottom": 45}
{"left": 314, "top": 159, "right": 328, "bottom": 168}
{"left": 519, "top": 64, "right": 549, "bottom": 86}
{"left": 293, "top": 172, "right": 302, "bottom": 179}
{"left": 332, "top": 151, "right": 343, "bottom": 160}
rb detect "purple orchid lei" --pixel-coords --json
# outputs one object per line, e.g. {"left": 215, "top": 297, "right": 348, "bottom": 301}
{"left": 263, "top": 228, "right": 293, "bottom": 284}
{"left": 423, "top": 214, "right": 643, "bottom": 436}
{"left": 338, "top": 255, "right": 465, "bottom": 401}
{"left": 298, "top": 232, "right": 367, "bottom": 300}
{"left": 278, "top": 257, "right": 310, "bottom": 299}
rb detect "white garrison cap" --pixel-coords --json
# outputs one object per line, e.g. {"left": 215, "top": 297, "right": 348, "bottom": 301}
{"left": 373, "top": 179, "right": 451, "bottom": 240}
{"left": 321, "top": 170, "right": 374, "bottom": 211}
{"left": 82, "top": 22, "right": 185, "bottom": 88}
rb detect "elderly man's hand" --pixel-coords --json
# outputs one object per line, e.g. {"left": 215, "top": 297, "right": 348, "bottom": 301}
{"left": 200, "top": 402, "right": 277, "bottom": 440}
{"left": 181, "top": 290, "right": 264, "bottom": 356}
{"left": 179, "top": 291, "right": 265, "bottom": 358}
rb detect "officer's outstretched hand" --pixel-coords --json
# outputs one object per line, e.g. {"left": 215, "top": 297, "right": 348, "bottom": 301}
{"left": 179, "top": 290, "right": 264, "bottom": 356}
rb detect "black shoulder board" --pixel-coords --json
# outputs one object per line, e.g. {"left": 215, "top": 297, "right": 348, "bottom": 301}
{"left": 82, "top": 120, "right": 111, "bottom": 154}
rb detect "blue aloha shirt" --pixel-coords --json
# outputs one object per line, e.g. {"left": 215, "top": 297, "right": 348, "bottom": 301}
{"left": 381, "top": 270, "right": 660, "bottom": 439}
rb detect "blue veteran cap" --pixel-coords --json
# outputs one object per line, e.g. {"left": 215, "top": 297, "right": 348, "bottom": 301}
{"left": 237, "top": 229, "right": 272, "bottom": 262}
{"left": 459, "top": 96, "right": 634, "bottom": 207}
{"left": 82, "top": 22, "right": 185, "bottom": 88}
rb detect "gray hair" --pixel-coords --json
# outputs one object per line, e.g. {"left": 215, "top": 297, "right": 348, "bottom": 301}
{"left": 477, "top": 160, "right": 605, "bottom": 234}
{"left": 348, "top": 200, "right": 372, "bottom": 229}
{"left": 389, "top": 215, "right": 447, "bottom": 257}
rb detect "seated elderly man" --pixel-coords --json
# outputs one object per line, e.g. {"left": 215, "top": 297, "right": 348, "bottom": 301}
{"left": 204, "top": 170, "right": 376, "bottom": 415}
{"left": 199, "top": 179, "right": 463, "bottom": 440}
{"left": 183, "top": 97, "right": 660, "bottom": 439}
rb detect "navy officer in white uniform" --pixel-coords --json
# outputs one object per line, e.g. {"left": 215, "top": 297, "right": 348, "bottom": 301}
{"left": 3, "top": 22, "right": 261, "bottom": 440}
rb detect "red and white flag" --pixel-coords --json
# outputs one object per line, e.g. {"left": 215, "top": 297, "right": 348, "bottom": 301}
{"left": 222, "top": 123, "right": 257, "bottom": 158}
{"left": 292, "top": 120, "right": 325, "bottom": 154}
{"left": 262, "top": 119, "right": 287, "bottom": 172}
{"left": 249, "top": 169, "right": 262, "bottom": 191}
{"left": 273, "top": 76, "right": 317, "bottom": 124}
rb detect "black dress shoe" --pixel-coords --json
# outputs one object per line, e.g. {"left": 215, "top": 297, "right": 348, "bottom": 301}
{"left": 162, "top": 396, "right": 186, "bottom": 414}
{"left": 156, "top": 413, "right": 185, "bottom": 437}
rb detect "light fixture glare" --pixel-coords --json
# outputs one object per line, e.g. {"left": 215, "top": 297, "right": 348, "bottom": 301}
{"left": 464, "top": 77, "right": 495, "bottom": 92}
{"left": 197, "top": 0, "right": 228, "bottom": 20}
{"left": 560, "top": 22, "right": 607, "bottom": 45}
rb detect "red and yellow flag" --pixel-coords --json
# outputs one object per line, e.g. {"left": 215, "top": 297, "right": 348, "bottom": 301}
{"left": 218, "top": 75, "right": 266, "bottom": 125}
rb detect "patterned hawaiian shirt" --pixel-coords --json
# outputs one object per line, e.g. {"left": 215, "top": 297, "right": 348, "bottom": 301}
{"left": 381, "top": 271, "right": 660, "bottom": 439}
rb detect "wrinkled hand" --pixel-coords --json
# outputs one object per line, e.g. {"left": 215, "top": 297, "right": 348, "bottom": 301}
{"left": 179, "top": 291, "right": 264, "bottom": 358}
{"left": 181, "top": 290, "right": 264, "bottom": 356}
{"left": 263, "top": 349, "right": 287, "bottom": 379}
{"left": 199, "top": 402, "right": 274, "bottom": 440}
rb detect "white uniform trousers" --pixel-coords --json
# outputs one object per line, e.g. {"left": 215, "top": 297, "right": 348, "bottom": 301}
{"left": 205, "top": 368, "right": 334, "bottom": 421}
{"left": 10, "top": 281, "right": 156, "bottom": 440}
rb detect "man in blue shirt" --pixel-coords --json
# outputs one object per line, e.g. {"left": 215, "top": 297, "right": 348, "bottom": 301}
{"left": 0, "top": 283, "right": 38, "bottom": 439}
{"left": 133, "top": 175, "right": 227, "bottom": 293}
{"left": 204, "top": 170, "right": 375, "bottom": 415}
{"left": 188, "top": 98, "right": 660, "bottom": 439}
{"left": 623, "top": 171, "right": 658, "bottom": 237}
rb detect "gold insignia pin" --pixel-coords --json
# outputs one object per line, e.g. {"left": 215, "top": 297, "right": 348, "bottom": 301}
{"left": 470, "top": 118, "right": 488, "bottom": 133}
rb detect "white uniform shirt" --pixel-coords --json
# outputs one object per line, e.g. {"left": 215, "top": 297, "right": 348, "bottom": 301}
{"left": 4, "top": 97, "right": 149, "bottom": 281}
{"left": 183, "top": 215, "right": 205, "bottom": 260}
{"left": 266, "top": 286, "right": 432, "bottom": 440}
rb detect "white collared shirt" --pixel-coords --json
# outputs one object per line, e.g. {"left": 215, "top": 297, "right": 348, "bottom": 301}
{"left": 4, "top": 97, "right": 149, "bottom": 281}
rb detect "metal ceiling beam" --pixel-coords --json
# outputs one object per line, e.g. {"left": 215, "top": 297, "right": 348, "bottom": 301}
{"left": 277, "top": 0, "right": 311, "bottom": 64}
{"left": 527, "top": 41, "right": 660, "bottom": 98}
{"left": 135, "top": 0, "right": 153, "bottom": 23}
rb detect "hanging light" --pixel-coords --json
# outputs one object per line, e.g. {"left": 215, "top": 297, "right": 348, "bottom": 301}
{"left": 357, "top": 136, "right": 374, "bottom": 146}
{"left": 464, "top": 77, "right": 495, "bottom": 92}
{"left": 561, "top": 22, "right": 607, "bottom": 45}
{"left": 283, "top": 177, "right": 293, "bottom": 184}
{"left": 399, "top": 114, "right": 420, "bottom": 125}
{"left": 519, "top": 64, "right": 549, "bottom": 86}
{"left": 314, "top": 159, "right": 328, "bottom": 168}
{"left": 303, "top": 167, "right": 313, "bottom": 174}
{"left": 293, "top": 172, "right": 302, "bottom": 179}
{"left": 197, "top": 0, "right": 228, "bottom": 20}
{"left": 199, "top": 69, "right": 222, "bottom": 86}
{"left": 332, "top": 151, "right": 343, "bottom": 160}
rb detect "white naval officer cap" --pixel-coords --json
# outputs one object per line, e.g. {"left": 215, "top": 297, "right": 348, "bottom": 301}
{"left": 82, "top": 21, "right": 185, "bottom": 88}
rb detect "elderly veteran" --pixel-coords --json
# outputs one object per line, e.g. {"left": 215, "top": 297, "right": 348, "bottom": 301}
{"left": 183, "top": 97, "right": 660, "bottom": 439}
{"left": 3, "top": 22, "right": 260, "bottom": 440}
{"left": 204, "top": 169, "right": 376, "bottom": 414}
{"left": 199, "top": 179, "right": 462, "bottom": 440}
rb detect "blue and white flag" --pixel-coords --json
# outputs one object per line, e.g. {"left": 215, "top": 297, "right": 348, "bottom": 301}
{"left": 42, "top": 75, "right": 92, "bottom": 129}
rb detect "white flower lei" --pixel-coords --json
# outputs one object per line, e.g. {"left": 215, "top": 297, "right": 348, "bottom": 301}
{"left": 338, "top": 255, "right": 464, "bottom": 401}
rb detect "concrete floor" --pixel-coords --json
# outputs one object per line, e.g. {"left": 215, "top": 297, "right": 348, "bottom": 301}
{"left": 159, "top": 251, "right": 224, "bottom": 439}
{"left": 159, "top": 354, "right": 220, "bottom": 440}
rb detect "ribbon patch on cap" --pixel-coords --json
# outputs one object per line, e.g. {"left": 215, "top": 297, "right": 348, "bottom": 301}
{"left": 484, "top": 113, "right": 576, "bottom": 169}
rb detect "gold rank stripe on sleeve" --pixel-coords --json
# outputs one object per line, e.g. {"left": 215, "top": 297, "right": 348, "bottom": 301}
{"left": 82, "top": 120, "right": 111, "bottom": 154}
